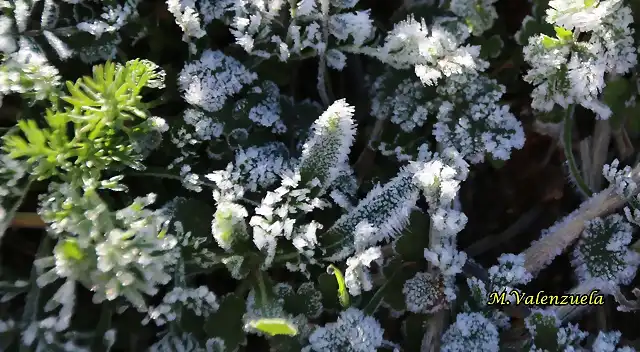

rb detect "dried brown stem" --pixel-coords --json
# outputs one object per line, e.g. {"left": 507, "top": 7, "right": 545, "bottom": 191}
{"left": 522, "top": 163, "right": 640, "bottom": 274}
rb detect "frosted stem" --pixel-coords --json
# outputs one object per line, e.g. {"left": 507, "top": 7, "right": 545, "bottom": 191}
{"left": 522, "top": 163, "right": 640, "bottom": 274}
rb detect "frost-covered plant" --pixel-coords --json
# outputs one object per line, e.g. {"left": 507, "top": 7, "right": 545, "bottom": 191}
{"left": 522, "top": 0, "right": 636, "bottom": 117}
{"left": 3, "top": 0, "right": 640, "bottom": 351}
{"left": 572, "top": 214, "right": 640, "bottom": 294}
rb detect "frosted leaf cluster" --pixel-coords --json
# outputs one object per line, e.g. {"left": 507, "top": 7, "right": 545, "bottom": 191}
{"left": 321, "top": 166, "right": 420, "bottom": 261}
{"left": 417, "top": 149, "right": 469, "bottom": 285}
{"left": 488, "top": 253, "right": 533, "bottom": 290}
{"left": 10, "top": 279, "right": 78, "bottom": 349}
{"left": 203, "top": 0, "right": 374, "bottom": 64}
{"left": 522, "top": 0, "right": 637, "bottom": 118}
{"left": 243, "top": 100, "right": 358, "bottom": 268}
{"left": 76, "top": 0, "right": 140, "bottom": 39}
{"left": 36, "top": 186, "right": 179, "bottom": 312}
{"left": 449, "top": 0, "right": 499, "bottom": 36}
{"left": 603, "top": 159, "right": 638, "bottom": 198}
{"left": 371, "top": 16, "right": 486, "bottom": 85}
{"left": 299, "top": 99, "right": 356, "bottom": 188}
{"left": 370, "top": 75, "right": 433, "bottom": 133}
{"left": 344, "top": 246, "right": 383, "bottom": 296}
{"left": 178, "top": 49, "right": 258, "bottom": 113}
{"left": 170, "top": 219, "right": 220, "bottom": 270}
{"left": 0, "top": 153, "right": 27, "bottom": 238}
{"left": 572, "top": 214, "right": 640, "bottom": 292}
{"left": 402, "top": 271, "right": 447, "bottom": 313}
{"left": 165, "top": 0, "right": 211, "bottom": 52}
{"left": 183, "top": 108, "right": 225, "bottom": 141}
{"left": 0, "top": 39, "right": 61, "bottom": 104}
{"left": 603, "top": 160, "right": 640, "bottom": 227}
{"left": 249, "top": 168, "right": 328, "bottom": 268}
{"left": 441, "top": 312, "right": 499, "bottom": 352}
{"left": 303, "top": 308, "right": 385, "bottom": 352}
{"left": 233, "top": 142, "right": 292, "bottom": 192}
{"left": 432, "top": 75, "right": 525, "bottom": 163}
{"left": 370, "top": 72, "right": 524, "bottom": 164}
{"left": 143, "top": 286, "right": 219, "bottom": 326}
{"left": 236, "top": 81, "right": 286, "bottom": 131}
{"left": 592, "top": 330, "right": 635, "bottom": 352}
{"left": 211, "top": 201, "right": 249, "bottom": 251}
{"left": 525, "top": 309, "right": 589, "bottom": 351}
{"left": 463, "top": 277, "right": 511, "bottom": 329}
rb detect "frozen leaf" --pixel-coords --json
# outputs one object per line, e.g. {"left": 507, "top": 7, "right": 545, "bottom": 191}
{"left": 298, "top": 99, "right": 356, "bottom": 190}
{"left": 246, "top": 318, "right": 298, "bottom": 336}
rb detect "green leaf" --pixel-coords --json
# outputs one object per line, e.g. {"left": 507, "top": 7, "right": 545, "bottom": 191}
{"left": 317, "top": 273, "right": 340, "bottom": 310}
{"left": 327, "top": 264, "right": 350, "bottom": 308}
{"left": 281, "top": 282, "right": 324, "bottom": 319}
{"left": 60, "top": 239, "right": 84, "bottom": 260}
{"left": 479, "top": 34, "right": 504, "bottom": 59}
{"left": 393, "top": 211, "right": 430, "bottom": 262}
{"left": 554, "top": 26, "right": 572, "bottom": 42}
{"left": 541, "top": 34, "right": 560, "bottom": 48}
{"left": 246, "top": 318, "right": 298, "bottom": 337}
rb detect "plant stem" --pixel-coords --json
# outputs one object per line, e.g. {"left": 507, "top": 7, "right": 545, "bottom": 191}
{"left": 521, "top": 162, "right": 640, "bottom": 274}
{"left": 587, "top": 119, "right": 611, "bottom": 191}
{"left": 563, "top": 104, "right": 593, "bottom": 197}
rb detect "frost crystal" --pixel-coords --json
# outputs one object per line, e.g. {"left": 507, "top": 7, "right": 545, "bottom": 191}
{"left": 166, "top": 0, "right": 206, "bottom": 45}
{"left": 234, "top": 143, "right": 291, "bottom": 192}
{"left": 432, "top": 75, "right": 525, "bottom": 163}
